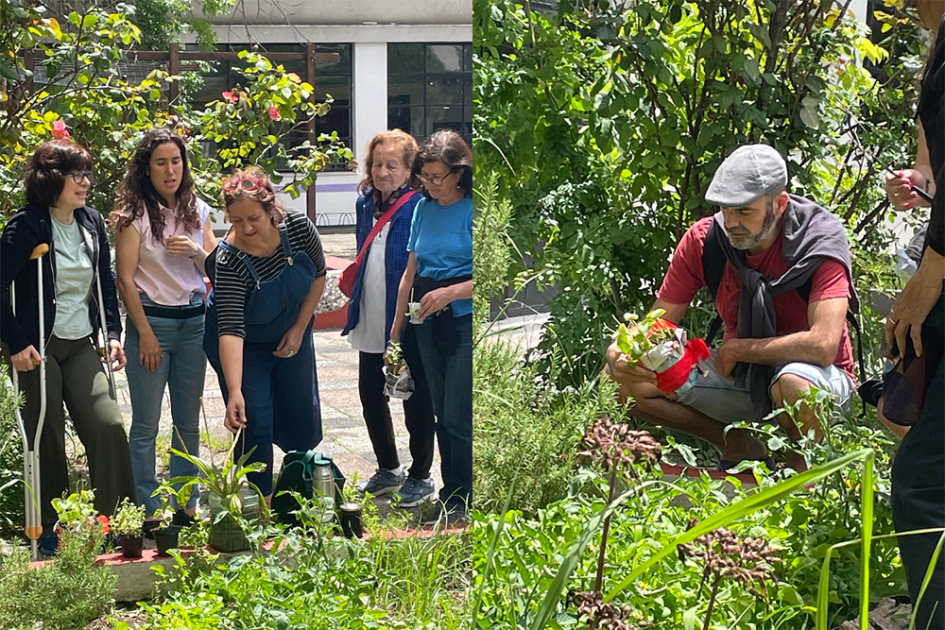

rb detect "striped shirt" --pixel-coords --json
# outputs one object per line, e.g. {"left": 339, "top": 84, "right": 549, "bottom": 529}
{"left": 208, "top": 211, "right": 326, "bottom": 338}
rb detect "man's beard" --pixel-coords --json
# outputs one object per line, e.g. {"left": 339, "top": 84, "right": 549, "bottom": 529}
{"left": 726, "top": 198, "right": 779, "bottom": 251}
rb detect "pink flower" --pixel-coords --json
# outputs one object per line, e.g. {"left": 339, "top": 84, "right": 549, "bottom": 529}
{"left": 268, "top": 105, "right": 280, "bottom": 121}
{"left": 51, "top": 120, "right": 70, "bottom": 140}
{"left": 287, "top": 73, "right": 300, "bottom": 83}
{"left": 222, "top": 91, "right": 237, "bottom": 103}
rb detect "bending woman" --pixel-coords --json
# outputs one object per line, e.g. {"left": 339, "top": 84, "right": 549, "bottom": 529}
{"left": 391, "top": 130, "right": 473, "bottom": 524}
{"left": 342, "top": 130, "right": 436, "bottom": 507}
{"left": 0, "top": 139, "right": 135, "bottom": 554}
{"left": 204, "top": 168, "right": 327, "bottom": 502}
{"left": 113, "top": 128, "right": 218, "bottom": 532}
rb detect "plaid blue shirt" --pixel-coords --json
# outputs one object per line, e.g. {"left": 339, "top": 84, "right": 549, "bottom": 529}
{"left": 342, "top": 185, "right": 421, "bottom": 345}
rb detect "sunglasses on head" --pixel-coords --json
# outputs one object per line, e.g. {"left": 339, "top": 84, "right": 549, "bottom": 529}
{"left": 223, "top": 176, "right": 265, "bottom": 193}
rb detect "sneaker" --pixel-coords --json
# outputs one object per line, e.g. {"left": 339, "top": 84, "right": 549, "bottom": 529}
{"left": 393, "top": 477, "right": 436, "bottom": 508}
{"left": 39, "top": 532, "right": 59, "bottom": 556}
{"left": 420, "top": 502, "right": 467, "bottom": 527}
{"left": 357, "top": 468, "right": 405, "bottom": 497}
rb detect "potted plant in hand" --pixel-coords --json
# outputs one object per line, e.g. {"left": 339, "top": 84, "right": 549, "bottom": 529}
{"left": 613, "top": 309, "right": 709, "bottom": 395}
{"left": 167, "top": 427, "right": 267, "bottom": 553}
{"left": 383, "top": 340, "right": 414, "bottom": 400}
{"left": 111, "top": 498, "right": 146, "bottom": 558}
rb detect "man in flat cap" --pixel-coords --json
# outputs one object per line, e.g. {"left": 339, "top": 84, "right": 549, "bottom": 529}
{"left": 605, "top": 144, "right": 857, "bottom": 471}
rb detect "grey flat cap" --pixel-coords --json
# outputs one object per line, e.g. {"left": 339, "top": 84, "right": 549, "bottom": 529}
{"left": 704, "top": 144, "right": 787, "bottom": 207}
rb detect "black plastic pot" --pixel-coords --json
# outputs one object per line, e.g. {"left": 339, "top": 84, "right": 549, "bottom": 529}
{"left": 153, "top": 526, "right": 180, "bottom": 557}
{"left": 121, "top": 535, "right": 144, "bottom": 559}
{"left": 340, "top": 502, "right": 363, "bottom": 539}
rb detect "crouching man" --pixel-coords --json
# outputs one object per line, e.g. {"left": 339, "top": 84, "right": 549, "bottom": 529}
{"left": 605, "top": 145, "right": 858, "bottom": 471}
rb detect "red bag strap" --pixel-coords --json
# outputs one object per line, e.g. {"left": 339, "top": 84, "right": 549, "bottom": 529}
{"left": 354, "top": 190, "right": 418, "bottom": 265}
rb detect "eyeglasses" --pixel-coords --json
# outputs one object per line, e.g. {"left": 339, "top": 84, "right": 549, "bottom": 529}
{"left": 223, "top": 177, "right": 264, "bottom": 193}
{"left": 418, "top": 171, "right": 455, "bottom": 186}
{"left": 63, "top": 171, "right": 95, "bottom": 185}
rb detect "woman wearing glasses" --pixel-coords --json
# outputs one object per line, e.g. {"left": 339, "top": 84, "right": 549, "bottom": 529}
{"left": 0, "top": 139, "right": 135, "bottom": 554}
{"left": 112, "top": 128, "right": 217, "bottom": 533}
{"left": 391, "top": 130, "right": 473, "bottom": 524}
{"left": 203, "top": 168, "right": 327, "bottom": 502}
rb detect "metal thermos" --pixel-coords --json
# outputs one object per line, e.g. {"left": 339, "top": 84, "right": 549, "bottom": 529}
{"left": 313, "top": 462, "right": 336, "bottom": 518}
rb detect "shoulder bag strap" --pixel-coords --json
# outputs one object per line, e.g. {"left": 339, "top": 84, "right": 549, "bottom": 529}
{"left": 352, "top": 190, "right": 418, "bottom": 266}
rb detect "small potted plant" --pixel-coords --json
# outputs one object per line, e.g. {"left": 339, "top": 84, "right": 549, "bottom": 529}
{"left": 167, "top": 427, "right": 266, "bottom": 553}
{"left": 612, "top": 309, "right": 709, "bottom": 394}
{"left": 384, "top": 340, "right": 414, "bottom": 400}
{"left": 148, "top": 494, "right": 181, "bottom": 557}
{"left": 111, "top": 498, "right": 146, "bottom": 558}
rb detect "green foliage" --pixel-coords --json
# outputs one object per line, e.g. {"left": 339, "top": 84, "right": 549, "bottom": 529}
{"left": 110, "top": 497, "right": 146, "bottom": 537}
{"left": 0, "top": 372, "right": 23, "bottom": 536}
{"left": 129, "top": 0, "right": 236, "bottom": 51}
{"left": 0, "top": 1, "right": 350, "bottom": 227}
{"left": 473, "top": 173, "right": 515, "bottom": 328}
{"left": 474, "top": 0, "right": 925, "bottom": 387}
{"left": 139, "top": 503, "right": 470, "bottom": 629}
{"left": 471, "top": 446, "right": 901, "bottom": 630}
{"left": 473, "top": 339, "right": 622, "bottom": 518}
{"left": 0, "top": 491, "right": 115, "bottom": 629}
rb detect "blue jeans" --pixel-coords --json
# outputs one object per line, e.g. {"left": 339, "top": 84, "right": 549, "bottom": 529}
{"left": 413, "top": 313, "right": 473, "bottom": 509}
{"left": 125, "top": 294, "right": 206, "bottom": 514}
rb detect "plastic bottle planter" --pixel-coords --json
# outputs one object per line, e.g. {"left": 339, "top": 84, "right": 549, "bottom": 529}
{"left": 121, "top": 535, "right": 144, "bottom": 559}
{"left": 638, "top": 328, "right": 708, "bottom": 396}
{"left": 153, "top": 527, "right": 180, "bottom": 557}
{"left": 208, "top": 489, "right": 260, "bottom": 553}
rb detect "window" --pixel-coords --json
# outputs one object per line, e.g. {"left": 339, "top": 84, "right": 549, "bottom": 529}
{"left": 388, "top": 43, "right": 473, "bottom": 148}
{"left": 188, "top": 43, "right": 352, "bottom": 170}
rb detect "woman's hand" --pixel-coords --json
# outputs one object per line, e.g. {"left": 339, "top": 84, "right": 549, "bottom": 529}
{"left": 224, "top": 391, "right": 247, "bottom": 433}
{"left": 416, "top": 286, "right": 454, "bottom": 321}
{"left": 108, "top": 339, "right": 127, "bottom": 371}
{"left": 165, "top": 235, "right": 201, "bottom": 259}
{"left": 886, "top": 250, "right": 945, "bottom": 359}
{"left": 274, "top": 324, "right": 304, "bottom": 359}
{"left": 11, "top": 345, "right": 41, "bottom": 372}
{"left": 139, "top": 330, "right": 163, "bottom": 371}
{"left": 885, "top": 169, "right": 929, "bottom": 211}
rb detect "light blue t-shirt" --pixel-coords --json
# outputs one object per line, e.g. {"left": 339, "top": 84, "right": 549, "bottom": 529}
{"left": 407, "top": 196, "right": 473, "bottom": 318}
{"left": 50, "top": 215, "right": 94, "bottom": 340}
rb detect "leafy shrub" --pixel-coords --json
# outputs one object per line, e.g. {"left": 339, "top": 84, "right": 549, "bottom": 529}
{"left": 139, "top": 505, "right": 470, "bottom": 629}
{"left": 0, "top": 372, "right": 23, "bottom": 537}
{"left": 473, "top": 339, "right": 621, "bottom": 518}
{"left": 0, "top": 516, "right": 116, "bottom": 629}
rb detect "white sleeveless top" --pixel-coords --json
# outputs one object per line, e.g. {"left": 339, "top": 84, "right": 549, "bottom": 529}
{"left": 131, "top": 198, "right": 211, "bottom": 306}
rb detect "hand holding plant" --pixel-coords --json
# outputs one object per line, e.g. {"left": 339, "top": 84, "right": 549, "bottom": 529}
{"left": 613, "top": 309, "right": 677, "bottom": 370}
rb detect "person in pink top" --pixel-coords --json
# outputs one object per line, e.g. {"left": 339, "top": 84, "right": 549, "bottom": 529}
{"left": 112, "top": 128, "right": 217, "bottom": 534}
{"left": 605, "top": 145, "right": 856, "bottom": 473}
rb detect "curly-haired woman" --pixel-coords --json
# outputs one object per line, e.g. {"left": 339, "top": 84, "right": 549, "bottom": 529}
{"left": 204, "top": 168, "right": 327, "bottom": 502}
{"left": 112, "top": 128, "right": 218, "bottom": 533}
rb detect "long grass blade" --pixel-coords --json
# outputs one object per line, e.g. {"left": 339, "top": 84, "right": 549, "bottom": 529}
{"left": 859, "top": 452, "right": 874, "bottom": 630}
{"left": 470, "top": 482, "right": 515, "bottom": 624}
{"left": 605, "top": 448, "right": 872, "bottom": 601}
{"left": 909, "top": 530, "right": 945, "bottom": 630}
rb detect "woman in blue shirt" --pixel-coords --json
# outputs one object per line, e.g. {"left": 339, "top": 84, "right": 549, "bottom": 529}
{"left": 391, "top": 130, "right": 473, "bottom": 524}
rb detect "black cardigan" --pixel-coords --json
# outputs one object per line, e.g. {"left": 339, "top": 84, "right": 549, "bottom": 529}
{"left": 0, "top": 203, "right": 122, "bottom": 357}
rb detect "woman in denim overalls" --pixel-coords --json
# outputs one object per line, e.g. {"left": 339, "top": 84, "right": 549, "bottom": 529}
{"left": 204, "top": 168, "right": 327, "bottom": 502}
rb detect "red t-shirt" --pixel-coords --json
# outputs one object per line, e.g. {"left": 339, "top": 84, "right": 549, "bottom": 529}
{"left": 656, "top": 216, "right": 855, "bottom": 379}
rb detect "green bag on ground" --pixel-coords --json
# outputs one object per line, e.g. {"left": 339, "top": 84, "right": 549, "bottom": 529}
{"left": 271, "top": 450, "right": 346, "bottom": 527}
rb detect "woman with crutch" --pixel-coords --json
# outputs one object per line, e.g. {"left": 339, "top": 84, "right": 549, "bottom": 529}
{"left": 0, "top": 139, "right": 135, "bottom": 556}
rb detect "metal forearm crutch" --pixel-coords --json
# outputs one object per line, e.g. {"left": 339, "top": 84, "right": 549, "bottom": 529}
{"left": 12, "top": 243, "right": 49, "bottom": 560}
{"left": 94, "top": 268, "right": 115, "bottom": 400}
